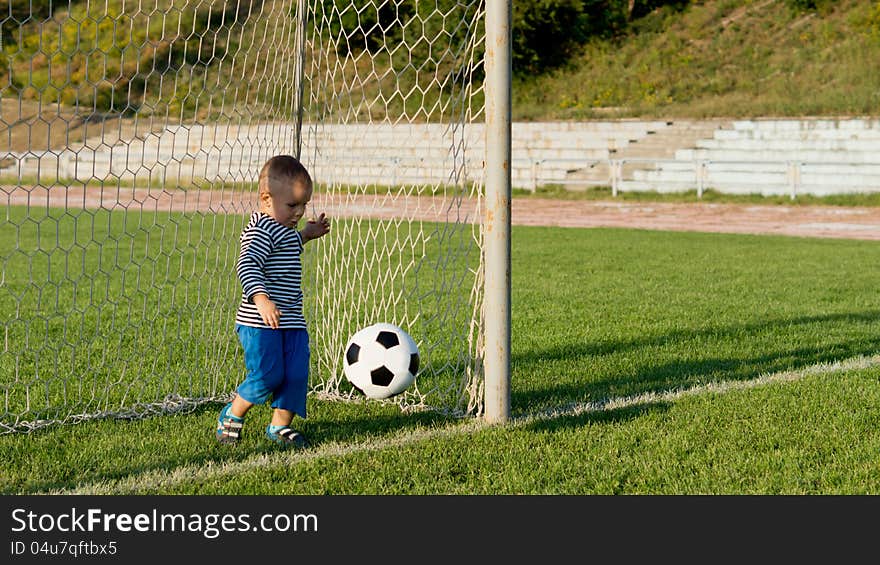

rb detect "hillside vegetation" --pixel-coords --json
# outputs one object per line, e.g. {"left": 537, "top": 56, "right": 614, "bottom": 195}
{"left": 2, "top": 0, "right": 879, "bottom": 125}
{"left": 514, "top": 0, "right": 880, "bottom": 120}
{"left": 1, "top": 0, "right": 299, "bottom": 119}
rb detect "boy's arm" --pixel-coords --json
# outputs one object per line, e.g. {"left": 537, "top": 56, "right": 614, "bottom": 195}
{"left": 251, "top": 292, "right": 281, "bottom": 329}
{"left": 238, "top": 226, "right": 283, "bottom": 328}
{"left": 299, "top": 213, "right": 330, "bottom": 244}
{"left": 237, "top": 225, "right": 273, "bottom": 303}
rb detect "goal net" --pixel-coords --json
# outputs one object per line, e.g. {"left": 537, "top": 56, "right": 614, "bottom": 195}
{"left": 0, "top": 0, "right": 487, "bottom": 433}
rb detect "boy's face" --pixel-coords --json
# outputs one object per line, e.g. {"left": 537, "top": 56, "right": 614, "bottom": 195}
{"left": 260, "top": 176, "right": 312, "bottom": 229}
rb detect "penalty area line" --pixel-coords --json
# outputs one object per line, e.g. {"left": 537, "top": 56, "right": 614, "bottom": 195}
{"left": 517, "top": 354, "right": 880, "bottom": 424}
{"left": 48, "top": 420, "right": 487, "bottom": 495}
{"left": 50, "top": 354, "right": 880, "bottom": 494}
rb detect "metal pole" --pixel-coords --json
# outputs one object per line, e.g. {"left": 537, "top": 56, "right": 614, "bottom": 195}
{"left": 292, "top": 0, "right": 307, "bottom": 160}
{"left": 611, "top": 159, "right": 620, "bottom": 197}
{"left": 483, "top": 0, "right": 512, "bottom": 424}
{"left": 697, "top": 160, "right": 706, "bottom": 199}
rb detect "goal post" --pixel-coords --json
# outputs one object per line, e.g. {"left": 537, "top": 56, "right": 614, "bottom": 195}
{"left": 0, "top": 0, "right": 512, "bottom": 432}
{"left": 483, "top": 0, "right": 512, "bottom": 424}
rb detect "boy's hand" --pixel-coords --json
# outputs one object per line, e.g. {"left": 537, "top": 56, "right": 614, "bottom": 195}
{"left": 253, "top": 293, "right": 281, "bottom": 329}
{"left": 301, "top": 213, "right": 330, "bottom": 243}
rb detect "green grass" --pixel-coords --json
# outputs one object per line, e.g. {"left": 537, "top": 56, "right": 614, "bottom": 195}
{"left": 514, "top": 186, "right": 880, "bottom": 207}
{"left": 0, "top": 206, "right": 247, "bottom": 423}
{"left": 152, "top": 370, "right": 880, "bottom": 495}
{"left": 0, "top": 204, "right": 481, "bottom": 425}
{"left": 2, "top": 223, "right": 879, "bottom": 494}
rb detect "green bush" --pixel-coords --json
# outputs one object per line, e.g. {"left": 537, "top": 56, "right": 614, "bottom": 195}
{"left": 628, "top": 0, "right": 691, "bottom": 19}
{"left": 785, "top": 0, "right": 835, "bottom": 12}
{"left": 512, "top": 1, "right": 696, "bottom": 75}
{"left": 321, "top": 0, "right": 625, "bottom": 76}
{"left": 320, "top": 0, "right": 408, "bottom": 53}
{"left": 2, "top": 0, "right": 56, "bottom": 50}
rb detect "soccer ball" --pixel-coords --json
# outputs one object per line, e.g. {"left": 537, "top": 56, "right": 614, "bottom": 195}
{"left": 343, "top": 322, "right": 420, "bottom": 400}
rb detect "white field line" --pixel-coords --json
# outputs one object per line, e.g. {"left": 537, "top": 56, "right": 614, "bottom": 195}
{"left": 518, "top": 354, "right": 880, "bottom": 423}
{"left": 49, "top": 354, "right": 880, "bottom": 495}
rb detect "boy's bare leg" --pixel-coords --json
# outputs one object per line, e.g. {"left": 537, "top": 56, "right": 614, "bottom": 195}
{"left": 229, "top": 395, "right": 254, "bottom": 418}
{"left": 270, "top": 408, "right": 295, "bottom": 427}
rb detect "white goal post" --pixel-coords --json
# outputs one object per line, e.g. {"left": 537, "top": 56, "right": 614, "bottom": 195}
{"left": 483, "top": 0, "right": 511, "bottom": 424}
{"left": 0, "top": 0, "right": 512, "bottom": 431}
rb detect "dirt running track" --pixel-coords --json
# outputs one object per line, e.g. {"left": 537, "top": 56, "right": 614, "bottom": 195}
{"left": 508, "top": 198, "right": 880, "bottom": 241}
{"left": 2, "top": 187, "right": 879, "bottom": 241}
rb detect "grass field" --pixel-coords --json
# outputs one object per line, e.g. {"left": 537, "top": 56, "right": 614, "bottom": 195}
{"left": 2, "top": 219, "right": 879, "bottom": 494}
{"left": 0, "top": 204, "right": 481, "bottom": 427}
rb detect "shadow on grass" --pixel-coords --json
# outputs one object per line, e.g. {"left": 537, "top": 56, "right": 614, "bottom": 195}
{"left": 1, "top": 401, "right": 456, "bottom": 494}
{"left": 511, "top": 310, "right": 880, "bottom": 416}
{"left": 523, "top": 400, "right": 674, "bottom": 434}
{"left": 513, "top": 310, "right": 880, "bottom": 363}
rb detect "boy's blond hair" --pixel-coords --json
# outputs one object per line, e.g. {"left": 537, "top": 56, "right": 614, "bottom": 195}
{"left": 258, "top": 155, "right": 313, "bottom": 200}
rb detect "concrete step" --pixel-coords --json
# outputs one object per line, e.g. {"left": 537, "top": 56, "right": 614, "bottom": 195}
{"left": 675, "top": 148, "right": 880, "bottom": 163}
{"left": 697, "top": 138, "right": 880, "bottom": 151}
{"left": 613, "top": 120, "right": 732, "bottom": 160}
{"left": 715, "top": 129, "right": 880, "bottom": 141}
{"left": 8, "top": 119, "right": 880, "bottom": 197}
{"left": 732, "top": 118, "right": 880, "bottom": 132}
{"left": 640, "top": 170, "right": 880, "bottom": 186}
{"left": 654, "top": 160, "right": 880, "bottom": 175}
{"left": 635, "top": 169, "right": 787, "bottom": 184}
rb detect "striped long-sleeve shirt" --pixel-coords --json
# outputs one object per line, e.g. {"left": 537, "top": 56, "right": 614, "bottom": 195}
{"left": 235, "top": 211, "right": 306, "bottom": 329}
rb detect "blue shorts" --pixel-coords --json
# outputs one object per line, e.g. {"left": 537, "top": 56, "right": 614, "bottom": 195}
{"left": 235, "top": 325, "right": 309, "bottom": 418}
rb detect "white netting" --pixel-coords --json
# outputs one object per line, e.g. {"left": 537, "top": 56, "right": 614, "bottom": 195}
{"left": 0, "top": 0, "right": 486, "bottom": 433}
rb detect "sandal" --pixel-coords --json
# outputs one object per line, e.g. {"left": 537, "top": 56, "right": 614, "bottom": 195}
{"left": 265, "top": 425, "right": 307, "bottom": 448}
{"left": 216, "top": 403, "right": 244, "bottom": 444}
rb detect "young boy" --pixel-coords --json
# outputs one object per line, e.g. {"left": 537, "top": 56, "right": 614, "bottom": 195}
{"left": 216, "top": 155, "right": 330, "bottom": 447}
